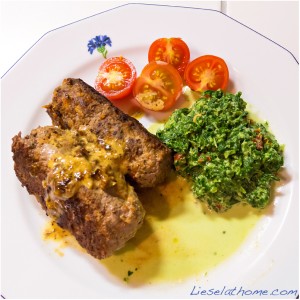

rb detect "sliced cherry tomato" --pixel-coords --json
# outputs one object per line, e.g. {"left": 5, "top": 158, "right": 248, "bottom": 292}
{"left": 184, "top": 55, "right": 229, "bottom": 92}
{"left": 133, "top": 61, "right": 183, "bottom": 111}
{"left": 148, "top": 38, "right": 190, "bottom": 76}
{"left": 95, "top": 56, "right": 137, "bottom": 100}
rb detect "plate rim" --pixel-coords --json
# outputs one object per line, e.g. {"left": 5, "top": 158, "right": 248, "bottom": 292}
{"left": 1, "top": 2, "right": 298, "bottom": 79}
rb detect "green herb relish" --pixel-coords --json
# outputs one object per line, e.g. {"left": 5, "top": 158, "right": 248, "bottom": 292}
{"left": 157, "top": 90, "right": 284, "bottom": 212}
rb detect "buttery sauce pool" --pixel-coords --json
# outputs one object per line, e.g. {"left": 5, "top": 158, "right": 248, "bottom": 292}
{"left": 101, "top": 173, "right": 263, "bottom": 284}
{"left": 43, "top": 165, "right": 264, "bottom": 286}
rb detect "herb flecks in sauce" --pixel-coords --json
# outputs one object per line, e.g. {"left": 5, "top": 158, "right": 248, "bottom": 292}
{"left": 101, "top": 172, "right": 263, "bottom": 284}
{"left": 157, "top": 90, "right": 284, "bottom": 212}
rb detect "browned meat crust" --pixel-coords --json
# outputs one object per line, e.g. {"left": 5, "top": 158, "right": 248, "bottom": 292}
{"left": 46, "top": 78, "right": 173, "bottom": 188}
{"left": 12, "top": 127, "right": 145, "bottom": 259}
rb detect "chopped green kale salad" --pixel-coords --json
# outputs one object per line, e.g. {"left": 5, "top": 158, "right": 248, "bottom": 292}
{"left": 157, "top": 90, "right": 284, "bottom": 212}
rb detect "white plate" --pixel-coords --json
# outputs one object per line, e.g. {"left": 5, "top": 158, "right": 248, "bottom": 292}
{"left": 2, "top": 3, "right": 299, "bottom": 299}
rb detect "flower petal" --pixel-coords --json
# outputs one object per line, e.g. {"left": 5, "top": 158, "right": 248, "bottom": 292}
{"left": 87, "top": 39, "right": 96, "bottom": 54}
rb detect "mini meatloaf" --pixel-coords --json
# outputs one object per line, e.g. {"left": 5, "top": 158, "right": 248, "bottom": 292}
{"left": 12, "top": 126, "right": 145, "bottom": 259}
{"left": 46, "top": 78, "right": 172, "bottom": 188}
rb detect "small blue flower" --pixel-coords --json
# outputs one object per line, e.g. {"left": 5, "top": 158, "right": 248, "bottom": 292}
{"left": 87, "top": 35, "right": 112, "bottom": 58}
{"left": 94, "top": 35, "right": 112, "bottom": 48}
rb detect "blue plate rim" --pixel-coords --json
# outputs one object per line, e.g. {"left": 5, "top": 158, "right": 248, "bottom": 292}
{"left": 1, "top": 2, "right": 298, "bottom": 79}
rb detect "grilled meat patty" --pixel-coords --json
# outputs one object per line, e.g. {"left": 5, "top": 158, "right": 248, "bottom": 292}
{"left": 12, "top": 126, "right": 145, "bottom": 259}
{"left": 46, "top": 78, "right": 172, "bottom": 188}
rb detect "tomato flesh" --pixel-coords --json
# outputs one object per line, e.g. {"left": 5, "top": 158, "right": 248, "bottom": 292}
{"left": 95, "top": 56, "right": 137, "bottom": 100}
{"left": 184, "top": 55, "right": 229, "bottom": 92}
{"left": 133, "top": 61, "right": 183, "bottom": 111}
{"left": 148, "top": 38, "right": 190, "bottom": 76}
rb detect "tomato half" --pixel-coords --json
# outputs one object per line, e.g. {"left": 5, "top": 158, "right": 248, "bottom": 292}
{"left": 95, "top": 56, "right": 137, "bottom": 100}
{"left": 133, "top": 61, "right": 183, "bottom": 111}
{"left": 184, "top": 55, "right": 229, "bottom": 92}
{"left": 148, "top": 38, "right": 190, "bottom": 76}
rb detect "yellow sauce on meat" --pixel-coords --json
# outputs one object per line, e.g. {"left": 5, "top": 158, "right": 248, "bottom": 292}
{"left": 45, "top": 128, "right": 127, "bottom": 200}
{"left": 42, "top": 128, "right": 129, "bottom": 222}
